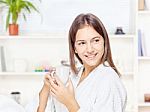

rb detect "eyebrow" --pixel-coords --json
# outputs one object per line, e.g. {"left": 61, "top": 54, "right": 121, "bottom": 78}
{"left": 75, "top": 36, "right": 101, "bottom": 42}
{"left": 92, "top": 36, "right": 101, "bottom": 40}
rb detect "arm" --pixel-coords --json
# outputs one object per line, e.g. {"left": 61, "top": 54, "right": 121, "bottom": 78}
{"left": 50, "top": 75, "right": 80, "bottom": 112}
{"left": 37, "top": 74, "right": 51, "bottom": 112}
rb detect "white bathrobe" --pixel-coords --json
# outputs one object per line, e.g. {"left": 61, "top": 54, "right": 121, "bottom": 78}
{"left": 26, "top": 64, "right": 127, "bottom": 112}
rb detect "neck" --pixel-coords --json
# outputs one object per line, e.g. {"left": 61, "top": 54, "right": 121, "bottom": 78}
{"left": 83, "top": 63, "right": 101, "bottom": 76}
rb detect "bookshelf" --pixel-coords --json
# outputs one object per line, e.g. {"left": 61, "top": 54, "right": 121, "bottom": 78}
{"left": 137, "top": 0, "right": 150, "bottom": 111}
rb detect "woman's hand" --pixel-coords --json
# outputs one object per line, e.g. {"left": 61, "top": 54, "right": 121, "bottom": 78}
{"left": 37, "top": 68, "right": 55, "bottom": 112}
{"left": 49, "top": 75, "right": 80, "bottom": 112}
{"left": 42, "top": 67, "right": 56, "bottom": 92}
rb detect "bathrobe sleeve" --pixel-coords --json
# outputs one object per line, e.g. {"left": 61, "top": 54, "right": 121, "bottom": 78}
{"left": 25, "top": 95, "right": 52, "bottom": 112}
{"left": 77, "top": 73, "right": 127, "bottom": 112}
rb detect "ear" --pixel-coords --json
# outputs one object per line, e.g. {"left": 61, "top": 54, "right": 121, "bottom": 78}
{"left": 75, "top": 49, "right": 78, "bottom": 53}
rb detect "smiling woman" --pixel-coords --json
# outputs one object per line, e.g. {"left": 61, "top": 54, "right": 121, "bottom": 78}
{"left": 26, "top": 13, "right": 127, "bottom": 112}
{"left": 75, "top": 26, "right": 104, "bottom": 68}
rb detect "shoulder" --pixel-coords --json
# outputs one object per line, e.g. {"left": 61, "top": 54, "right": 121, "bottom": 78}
{"left": 95, "top": 65, "right": 127, "bottom": 108}
{"left": 95, "top": 64, "right": 126, "bottom": 95}
{"left": 95, "top": 65, "right": 120, "bottom": 83}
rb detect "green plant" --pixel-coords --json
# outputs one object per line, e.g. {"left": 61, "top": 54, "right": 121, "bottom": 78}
{"left": 0, "top": 0, "right": 39, "bottom": 30}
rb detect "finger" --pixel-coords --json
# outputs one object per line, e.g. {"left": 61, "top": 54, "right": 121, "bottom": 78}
{"left": 54, "top": 75, "right": 63, "bottom": 86}
{"left": 44, "top": 79, "right": 50, "bottom": 86}
{"left": 50, "top": 89, "right": 57, "bottom": 98}
{"left": 66, "top": 78, "right": 74, "bottom": 95}
{"left": 44, "top": 73, "right": 51, "bottom": 86}
{"left": 49, "top": 74, "right": 58, "bottom": 86}
{"left": 50, "top": 85, "right": 57, "bottom": 95}
{"left": 49, "top": 78, "right": 59, "bottom": 90}
{"left": 44, "top": 73, "right": 51, "bottom": 80}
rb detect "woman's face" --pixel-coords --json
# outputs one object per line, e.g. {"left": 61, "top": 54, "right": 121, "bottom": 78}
{"left": 75, "top": 26, "right": 104, "bottom": 68}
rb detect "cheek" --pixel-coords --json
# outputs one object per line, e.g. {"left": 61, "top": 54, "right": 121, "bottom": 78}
{"left": 95, "top": 44, "right": 104, "bottom": 52}
{"left": 75, "top": 47, "right": 85, "bottom": 54}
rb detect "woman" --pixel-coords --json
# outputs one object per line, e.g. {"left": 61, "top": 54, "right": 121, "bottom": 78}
{"left": 26, "top": 13, "right": 127, "bottom": 112}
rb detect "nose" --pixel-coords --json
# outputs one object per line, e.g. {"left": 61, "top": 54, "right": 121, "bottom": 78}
{"left": 86, "top": 42, "right": 94, "bottom": 53}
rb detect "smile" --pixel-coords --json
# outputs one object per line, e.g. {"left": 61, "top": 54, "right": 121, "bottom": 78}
{"left": 85, "top": 53, "right": 98, "bottom": 59}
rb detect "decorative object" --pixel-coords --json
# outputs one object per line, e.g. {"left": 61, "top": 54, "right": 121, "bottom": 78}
{"left": 138, "top": 0, "right": 145, "bottom": 10}
{"left": 13, "top": 59, "right": 27, "bottom": 72}
{"left": 0, "top": 0, "right": 39, "bottom": 35}
{"left": 11, "top": 91, "right": 21, "bottom": 104}
{"left": 115, "top": 27, "right": 125, "bottom": 35}
{"left": 9, "top": 24, "right": 18, "bottom": 35}
{"left": 144, "top": 93, "right": 150, "bottom": 102}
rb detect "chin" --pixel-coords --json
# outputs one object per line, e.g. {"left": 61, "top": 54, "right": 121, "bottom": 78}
{"left": 85, "top": 61, "right": 100, "bottom": 67}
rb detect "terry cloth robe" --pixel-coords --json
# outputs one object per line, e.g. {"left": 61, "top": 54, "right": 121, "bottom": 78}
{"left": 25, "top": 64, "right": 127, "bottom": 112}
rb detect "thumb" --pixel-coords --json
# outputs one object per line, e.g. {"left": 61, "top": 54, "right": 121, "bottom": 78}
{"left": 66, "top": 78, "right": 74, "bottom": 95}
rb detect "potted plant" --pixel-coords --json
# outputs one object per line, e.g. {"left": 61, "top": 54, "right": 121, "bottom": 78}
{"left": 0, "top": 0, "right": 39, "bottom": 35}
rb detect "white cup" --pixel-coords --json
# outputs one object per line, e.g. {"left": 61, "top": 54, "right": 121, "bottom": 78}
{"left": 14, "top": 59, "right": 27, "bottom": 72}
{"left": 55, "top": 66, "right": 70, "bottom": 85}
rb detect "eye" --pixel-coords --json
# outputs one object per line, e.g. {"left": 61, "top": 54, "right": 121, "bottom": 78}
{"left": 78, "top": 41, "right": 86, "bottom": 45}
{"left": 93, "top": 38, "right": 100, "bottom": 43}
{"left": 94, "top": 39, "right": 100, "bottom": 42}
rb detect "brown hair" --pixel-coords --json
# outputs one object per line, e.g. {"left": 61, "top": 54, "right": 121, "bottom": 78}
{"left": 68, "top": 13, "right": 121, "bottom": 76}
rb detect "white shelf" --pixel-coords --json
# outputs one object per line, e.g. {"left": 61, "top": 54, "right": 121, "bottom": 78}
{"left": 138, "top": 56, "right": 150, "bottom": 60}
{"left": 0, "top": 72, "right": 48, "bottom": 76}
{"left": 138, "top": 102, "right": 150, "bottom": 107}
{"left": 123, "top": 72, "right": 134, "bottom": 76}
{"left": 0, "top": 34, "right": 135, "bottom": 39}
{"left": 138, "top": 10, "right": 150, "bottom": 15}
{"left": 0, "top": 71, "right": 133, "bottom": 77}
{"left": 0, "top": 33, "right": 67, "bottom": 39}
{"left": 109, "top": 34, "right": 135, "bottom": 39}
{"left": 125, "top": 110, "right": 136, "bottom": 112}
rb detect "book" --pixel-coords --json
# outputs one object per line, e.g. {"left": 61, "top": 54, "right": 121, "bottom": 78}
{"left": 138, "top": 29, "right": 143, "bottom": 56}
{"left": 0, "top": 46, "right": 6, "bottom": 72}
{"left": 138, "top": 29, "right": 147, "bottom": 56}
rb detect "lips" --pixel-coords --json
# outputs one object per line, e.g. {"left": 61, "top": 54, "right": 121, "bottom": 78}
{"left": 85, "top": 53, "right": 98, "bottom": 60}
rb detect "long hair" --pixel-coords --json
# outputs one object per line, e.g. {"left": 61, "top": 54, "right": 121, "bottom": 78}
{"left": 68, "top": 13, "right": 121, "bottom": 76}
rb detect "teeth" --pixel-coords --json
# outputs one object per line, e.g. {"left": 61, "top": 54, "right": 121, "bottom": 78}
{"left": 86, "top": 54, "right": 96, "bottom": 58}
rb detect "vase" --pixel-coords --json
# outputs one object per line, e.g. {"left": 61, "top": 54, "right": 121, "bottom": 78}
{"left": 9, "top": 24, "right": 19, "bottom": 35}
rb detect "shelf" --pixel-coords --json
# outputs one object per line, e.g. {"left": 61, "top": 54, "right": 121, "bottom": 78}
{"left": 138, "top": 56, "right": 150, "bottom": 60}
{"left": 0, "top": 71, "right": 133, "bottom": 77}
{"left": 109, "top": 34, "right": 135, "bottom": 39}
{"left": 123, "top": 72, "right": 134, "bottom": 76}
{"left": 0, "top": 72, "right": 48, "bottom": 76}
{"left": 121, "top": 72, "right": 133, "bottom": 79}
{"left": 138, "top": 102, "right": 150, "bottom": 107}
{"left": 125, "top": 110, "right": 136, "bottom": 112}
{"left": 0, "top": 33, "right": 67, "bottom": 39}
{"left": 0, "top": 34, "right": 135, "bottom": 39}
{"left": 138, "top": 10, "right": 150, "bottom": 15}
